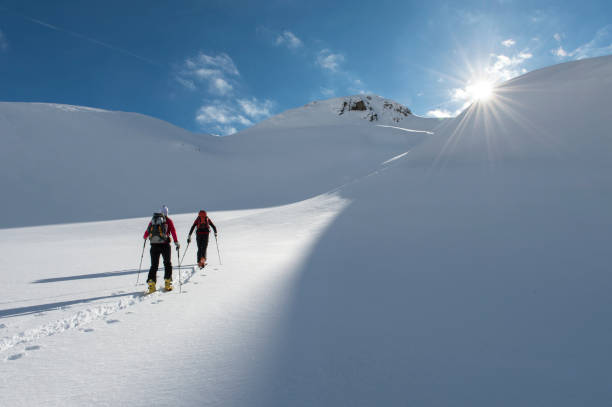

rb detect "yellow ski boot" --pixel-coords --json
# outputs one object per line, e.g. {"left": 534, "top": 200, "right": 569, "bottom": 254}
{"left": 164, "top": 278, "right": 173, "bottom": 291}
{"left": 147, "top": 280, "right": 156, "bottom": 294}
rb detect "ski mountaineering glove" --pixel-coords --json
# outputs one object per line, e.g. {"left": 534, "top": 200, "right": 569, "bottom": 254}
{"left": 175, "top": 241, "right": 181, "bottom": 250}
{"left": 187, "top": 236, "right": 191, "bottom": 244}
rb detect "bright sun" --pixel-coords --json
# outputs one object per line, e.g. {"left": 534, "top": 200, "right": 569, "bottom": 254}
{"left": 468, "top": 80, "right": 494, "bottom": 101}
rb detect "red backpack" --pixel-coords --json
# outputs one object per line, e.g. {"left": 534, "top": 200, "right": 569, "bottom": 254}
{"left": 196, "top": 210, "right": 209, "bottom": 233}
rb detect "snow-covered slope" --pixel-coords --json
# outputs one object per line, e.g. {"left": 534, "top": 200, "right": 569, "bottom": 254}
{"left": 0, "top": 97, "right": 436, "bottom": 228}
{"left": 249, "top": 55, "right": 612, "bottom": 406}
{"left": 2, "top": 56, "right": 612, "bottom": 406}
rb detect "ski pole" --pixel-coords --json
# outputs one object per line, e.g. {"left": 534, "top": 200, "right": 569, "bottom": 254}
{"left": 176, "top": 245, "right": 182, "bottom": 293}
{"left": 180, "top": 239, "right": 191, "bottom": 265}
{"left": 214, "top": 233, "right": 222, "bottom": 265}
{"left": 136, "top": 239, "right": 146, "bottom": 286}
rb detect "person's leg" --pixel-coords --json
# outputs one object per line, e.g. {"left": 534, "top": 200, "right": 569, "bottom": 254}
{"left": 162, "top": 243, "right": 172, "bottom": 280}
{"left": 147, "top": 244, "right": 161, "bottom": 282}
{"left": 202, "top": 234, "right": 210, "bottom": 260}
{"left": 196, "top": 234, "right": 204, "bottom": 263}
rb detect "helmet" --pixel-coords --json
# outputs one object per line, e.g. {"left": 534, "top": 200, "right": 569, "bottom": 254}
{"left": 161, "top": 205, "right": 169, "bottom": 217}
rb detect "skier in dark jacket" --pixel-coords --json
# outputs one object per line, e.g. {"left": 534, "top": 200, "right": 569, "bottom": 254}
{"left": 143, "top": 205, "right": 180, "bottom": 293}
{"left": 187, "top": 210, "right": 217, "bottom": 269}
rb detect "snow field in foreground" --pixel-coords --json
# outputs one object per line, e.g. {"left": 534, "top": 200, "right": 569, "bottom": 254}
{"left": 0, "top": 193, "right": 348, "bottom": 406}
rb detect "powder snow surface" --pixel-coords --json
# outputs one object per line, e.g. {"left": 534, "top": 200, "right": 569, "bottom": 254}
{"left": 2, "top": 56, "right": 612, "bottom": 406}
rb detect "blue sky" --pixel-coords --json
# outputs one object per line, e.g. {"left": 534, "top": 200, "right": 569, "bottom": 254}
{"left": 0, "top": 0, "right": 611, "bottom": 135}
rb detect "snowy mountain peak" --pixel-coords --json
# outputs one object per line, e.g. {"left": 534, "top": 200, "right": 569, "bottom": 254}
{"left": 252, "top": 94, "right": 424, "bottom": 131}
{"left": 335, "top": 95, "right": 412, "bottom": 123}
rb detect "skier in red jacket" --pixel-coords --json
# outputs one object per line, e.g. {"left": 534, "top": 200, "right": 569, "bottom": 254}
{"left": 187, "top": 210, "right": 217, "bottom": 269}
{"left": 143, "top": 205, "right": 180, "bottom": 293}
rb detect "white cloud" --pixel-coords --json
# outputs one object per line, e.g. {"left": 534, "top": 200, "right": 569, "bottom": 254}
{"left": 550, "top": 26, "right": 612, "bottom": 60}
{"left": 237, "top": 98, "right": 273, "bottom": 118}
{"left": 194, "top": 68, "right": 220, "bottom": 79}
{"left": 177, "top": 52, "right": 239, "bottom": 95}
{"left": 177, "top": 51, "right": 276, "bottom": 134}
{"left": 176, "top": 77, "right": 196, "bottom": 91}
{"left": 486, "top": 51, "right": 532, "bottom": 81}
{"left": 0, "top": 29, "right": 8, "bottom": 51}
{"left": 316, "top": 49, "right": 345, "bottom": 72}
{"left": 212, "top": 78, "right": 233, "bottom": 95}
{"left": 553, "top": 46, "right": 568, "bottom": 57}
{"left": 196, "top": 104, "right": 252, "bottom": 127}
{"left": 553, "top": 33, "right": 562, "bottom": 42}
{"left": 568, "top": 25, "right": 612, "bottom": 60}
{"left": 426, "top": 109, "right": 454, "bottom": 118}
{"left": 196, "top": 105, "right": 232, "bottom": 125}
{"left": 501, "top": 39, "right": 516, "bottom": 47}
{"left": 451, "top": 87, "right": 469, "bottom": 101}
{"left": 275, "top": 31, "right": 303, "bottom": 49}
{"left": 195, "top": 99, "right": 276, "bottom": 135}
{"left": 187, "top": 52, "right": 239, "bottom": 76}
{"left": 320, "top": 87, "right": 335, "bottom": 97}
{"left": 219, "top": 126, "right": 238, "bottom": 136}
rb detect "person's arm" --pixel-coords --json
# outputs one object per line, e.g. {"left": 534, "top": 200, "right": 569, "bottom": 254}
{"left": 188, "top": 219, "right": 197, "bottom": 237}
{"left": 187, "top": 219, "right": 197, "bottom": 243}
{"left": 209, "top": 218, "right": 217, "bottom": 234}
{"left": 143, "top": 222, "right": 152, "bottom": 239}
{"left": 167, "top": 218, "right": 178, "bottom": 242}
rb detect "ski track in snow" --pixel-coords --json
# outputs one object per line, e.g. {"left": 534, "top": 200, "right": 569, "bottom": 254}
{"left": 382, "top": 151, "right": 410, "bottom": 165}
{"left": 0, "top": 147, "right": 411, "bottom": 358}
{"left": 376, "top": 124, "right": 435, "bottom": 134}
{"left": 0, "top": 265, "right": 198, "bottom": 355}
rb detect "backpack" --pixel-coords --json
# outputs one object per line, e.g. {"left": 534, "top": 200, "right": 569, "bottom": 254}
{"left": 148, "top": 213, "right": 169, "bottom": 243}
{"left": 196, "top": 212, "right": 209, "bottom": 234}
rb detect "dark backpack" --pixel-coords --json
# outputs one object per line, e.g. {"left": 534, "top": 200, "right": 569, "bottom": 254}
{"left": 148, "top": 213, "right": 168, "bottom": 243}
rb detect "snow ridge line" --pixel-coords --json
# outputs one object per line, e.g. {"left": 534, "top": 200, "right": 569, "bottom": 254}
{"left": 1, "top": 265, "right": 197, "bottom": 354}
{"left": 323, "top": 148, "right": 413, "bottom": 197}
{"left": 376, "top": 124, "right": 435, "bottom": 135}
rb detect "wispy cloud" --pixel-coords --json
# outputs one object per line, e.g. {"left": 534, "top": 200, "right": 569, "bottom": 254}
{"left": 196, "top": 103, "right": 252, "bottom": 134}
{"left": 501, "top": 39, "right": 516, "bottom": 48}
{"left": 195, "top": 97, "right": 274, "bottom": 135}
{"left": 176, "top": 50, "right": 275, "bottom": 135}
{"left": 551, "top": 25, "right": 612, "bottom": 60}
{"left": 212, "top": 78, "right": 233, "bottom": 95}
{"left": 275, "top": 30, "right": 303, "bottom": 49}
{"left": 237, "top": 98, "right": 274, "bottom": 118}
{"left": 486, "top": 51, "right": 532, "bottom": 81}
{"left": 568, "top": 25, "right": 612, "bottom": 60}
{"left": 315, "top": 48, "right": 367, "bottom": 98}
{"left": 320, "top": 87, "right": 335, "bottom": 98}
{"left": 177, "top": 52, "right": 239, "bottom": 96}
{"left": 552, "top": 46, "right": 568, "bottom": 57}
{"left": 426, "top": 109, "right": 454, "bottom": 118}
{"left": 316, "top": 49, "right": 345, "bottom": 72}
{"left": 176, "top": 77, "right": 196, "bottom": 91}
{"left": 20, "top": 15, "right": 160, "bottom": 66}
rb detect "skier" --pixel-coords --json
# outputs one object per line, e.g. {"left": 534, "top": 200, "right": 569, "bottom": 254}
{"left": 143, "top": 205, "right": 180, "bottom": 293}
{"left": 187, "top": 210, "right": 218, "bottom": 269}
